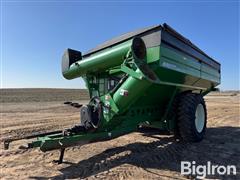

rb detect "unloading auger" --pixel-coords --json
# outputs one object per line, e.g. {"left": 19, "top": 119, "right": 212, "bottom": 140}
{"left": 4, "top": 24, "right": 221, "bottom": 163}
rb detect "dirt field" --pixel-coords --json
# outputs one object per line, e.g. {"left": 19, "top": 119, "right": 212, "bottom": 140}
{"left": 0, "top": 89, "right": 239, "bottom": 179}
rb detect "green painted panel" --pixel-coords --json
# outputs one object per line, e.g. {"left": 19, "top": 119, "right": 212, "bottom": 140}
{"left": 160, "top": 57, "right": 201, "bottom": 78}
{"left": 201, "top": 64, "right": 220, "bottom": 78}
{"left": 160, "top": 44, "right": 220, "bottom": 85}
{"left": 201, "top": 72, "right": 220, "bottom": 83}
{"left": 200, "top": 64, "right": 220, "bottom": 84}
{"left": 146, "top": 46, "right": 160, "bottom": 63}
{"left": 133, "top": 83, "right": 175, "bottom": 106}
{"left": 161, "top": 44, "right": 201, "bottom": 70}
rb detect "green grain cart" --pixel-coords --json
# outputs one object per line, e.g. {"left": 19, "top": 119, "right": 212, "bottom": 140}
{"left": 5, "top": 24, "right": 220, "bottom": 163}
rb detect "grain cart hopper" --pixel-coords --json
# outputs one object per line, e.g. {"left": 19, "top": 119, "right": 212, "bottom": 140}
{"left": 4, "top": 23, "right": 221, "bottom": 163}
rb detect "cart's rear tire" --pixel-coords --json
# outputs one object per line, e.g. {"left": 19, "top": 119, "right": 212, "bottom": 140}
{"left": 177, "top": 93, "right": 207, "bottom": 142}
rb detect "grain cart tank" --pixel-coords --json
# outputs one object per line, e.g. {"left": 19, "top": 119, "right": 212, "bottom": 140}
{"left": 4, "top": 23, "right": 220, "bottom": 163}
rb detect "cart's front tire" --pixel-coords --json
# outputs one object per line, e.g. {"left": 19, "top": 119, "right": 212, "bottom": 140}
{"left": 177, "top": 93, "right": 207, "bottom": 142}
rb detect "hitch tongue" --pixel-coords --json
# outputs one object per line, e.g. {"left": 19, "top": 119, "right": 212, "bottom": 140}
{"left": 3, "top": 130, "right": 63, "bottom": 150}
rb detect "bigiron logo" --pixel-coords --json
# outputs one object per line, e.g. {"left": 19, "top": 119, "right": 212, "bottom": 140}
{"left": 181, "top": 161, "right": 237, "bottom": 179}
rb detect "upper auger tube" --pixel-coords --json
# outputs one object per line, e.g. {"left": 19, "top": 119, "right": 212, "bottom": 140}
{"left": 61, "top": 37, "right": 146, "bottom": 80}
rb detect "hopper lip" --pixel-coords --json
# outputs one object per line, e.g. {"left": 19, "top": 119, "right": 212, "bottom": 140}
{"left": 83, "top": 23, "right": 220, "bottom": 66}
{"left": 83, "top": 24, "right": 161, "bottom": 57}
{"left": 162, "top": 23, "right": 220, "bottom": 66}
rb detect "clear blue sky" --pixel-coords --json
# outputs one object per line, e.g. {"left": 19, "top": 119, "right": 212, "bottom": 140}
{"left": 1, "top": 1, "right": 239, "bottom": 90}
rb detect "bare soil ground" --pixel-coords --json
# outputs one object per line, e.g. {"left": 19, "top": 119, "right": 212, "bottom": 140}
{"left": 0, "top": 89, "right": 239, "bottom": 179}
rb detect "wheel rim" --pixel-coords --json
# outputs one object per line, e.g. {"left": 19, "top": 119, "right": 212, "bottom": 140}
{"left": 195, "top": 104, "right": 205, "bottom": 133}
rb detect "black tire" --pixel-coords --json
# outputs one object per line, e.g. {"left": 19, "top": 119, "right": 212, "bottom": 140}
{"left": 177, "top": 93, "right": 207, "bottom": 142}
